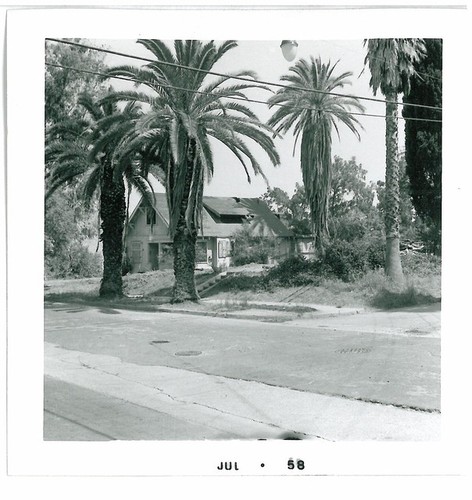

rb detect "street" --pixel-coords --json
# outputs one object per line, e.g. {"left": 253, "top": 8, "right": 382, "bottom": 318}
{"left": 44, "top": 301, "right": 441, "bottom": 441}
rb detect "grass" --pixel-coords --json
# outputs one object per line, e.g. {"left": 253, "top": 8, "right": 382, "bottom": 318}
{"left": 205, "top": 253, "right": 441, "bottom": 310}
{"left": 45, "top": 269, "right": 214, "bottom": 299}
{"left": 44, "top": 252, "right": 441, "bottom": 311}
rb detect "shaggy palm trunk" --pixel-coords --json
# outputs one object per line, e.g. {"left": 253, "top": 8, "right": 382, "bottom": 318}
{"left": 384, "top": 92, "right": 404, "bottom": 285}
{"left": 171, "top": 150, "right": 200, "bottom": 303}
{"left": 172, "top": 221, "right": 199, "bottom": 302}
{"left": 99, "top": 161, "right": 126, "bottom": 297}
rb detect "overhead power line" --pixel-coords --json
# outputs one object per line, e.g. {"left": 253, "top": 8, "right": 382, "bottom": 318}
{"left": 45, "top": 38, "right": 443, "bottom": 114}
{"left": 45, "top": 62, "right": 442, "bottom": 124}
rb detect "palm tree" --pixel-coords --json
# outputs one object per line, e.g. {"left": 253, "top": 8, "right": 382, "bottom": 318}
{"left": 46, "top": 92, "right": 155, "bottom": 297}
{"left": 107, "top": 39, "right": 280, "bottom": 302}
{"left": 363, "top": 38, "right": 426, "bottom": 284}
{"left": 267, "top": 57, "right": 365, "bottom": 252}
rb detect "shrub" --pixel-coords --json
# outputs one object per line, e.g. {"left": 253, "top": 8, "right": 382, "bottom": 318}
{"left": 401, "top": 252, "right": 441, "bottom": 277}
{"left": 230, "top": 226, "right": 277, "bottom": 265}
{"left": 45, "top": 244, "right": 103, "bottom": 279}
{"left": 266, "top": 256, "right": 324, "bottom": 287}
{"left": 218, "top": 274, "right": 273, "bottom": 293}
{"left": 68, "top": 246, "right": 103, "bottom": 278}
{"left": 323, "top": 240, "right": 369, "bottom": 282}
{"left": 321, "top": 238, "right": 385, "bottom": 282}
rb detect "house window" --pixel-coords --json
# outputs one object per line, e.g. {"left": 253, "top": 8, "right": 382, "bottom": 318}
{"left": 131, "top": 241, "right": 143, "bottom": 264}
{"left": 218, "top": 239, "right": 230, "bottom": 258}
{"left": 146, "top": 208, "right": 157, "bottom": 225}
{"left": 195, "top": 241, "right": 207, "bottom": 263}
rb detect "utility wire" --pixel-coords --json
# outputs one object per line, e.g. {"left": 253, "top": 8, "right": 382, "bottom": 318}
{"left": 46, "top": 38, "right": 443, "bottom": 114}
{"left": 45, "top": 62, "right": 442, "bottom": 124}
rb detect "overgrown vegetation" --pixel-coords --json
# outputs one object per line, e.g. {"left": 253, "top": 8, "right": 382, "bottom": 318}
{"left": 210, "top": 251, "right": 440, "bottom": 310}
{"left": 230, "top": 225, "right": 278, "bottom": 266}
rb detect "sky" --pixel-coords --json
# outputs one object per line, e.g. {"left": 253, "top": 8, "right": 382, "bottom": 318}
{"left": 95, "top": 38, "right": 401, "bottom": 200}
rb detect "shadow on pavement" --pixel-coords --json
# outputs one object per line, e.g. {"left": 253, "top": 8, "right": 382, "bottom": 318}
{"left": 45, "top": 302, "right": 122, "bottom": 315}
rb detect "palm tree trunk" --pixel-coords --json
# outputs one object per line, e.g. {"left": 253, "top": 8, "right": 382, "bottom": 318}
{"left": 384, "top": 92, "right": 404, "bottom": 285}
{"left": 171, "top": 144, "right": 200, "bottom": 303}
{"left": 172, "top": 222, "right": 199, "bottom": 302}
{"left": 99, "top": 162, "right": 126, "bottom": 297}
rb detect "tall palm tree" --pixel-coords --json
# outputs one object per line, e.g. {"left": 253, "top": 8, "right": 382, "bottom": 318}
{"left": 363, "top": 38, "right": 426, "bottom": 284}
{"left": 46, "top": 92, "right": 155, "bottom": 297}
{"left": 267, "top": 57, "right": 365, "bottom": 252}
{"left": 107, "top": 39, "right": 280, "bottom": 302}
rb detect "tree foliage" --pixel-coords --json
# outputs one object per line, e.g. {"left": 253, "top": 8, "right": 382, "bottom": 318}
{"left": 402, "top": 38, "right": 442, "bottom": 252}
{"left": 45, "top": 39, "right": 109, "bottom": 279}
{"left": 46, "top": 93, "right": 156, "bottom": 296}
{"left": 267, "top": 57, "right": 365, "bottom": 251}
{"left": 363, "top": 38, "right": 426, "bottom": 284}
{"left": 45, "top": 190, "right": 102, "bottom": 278}
{"left": 45, "top": 39, "right": 108, "bottom": 127}
{"left": 107, "top": 39, "right": 280, "bottom": 302}
{"left": 263, "top": 156, "right": 379, "bottom": 241}
{"left": 262, "top": 184, "right": 311, "bottom": 236}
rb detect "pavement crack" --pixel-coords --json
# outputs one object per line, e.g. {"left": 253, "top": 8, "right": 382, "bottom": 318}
{"left": 82, "top": 363, "right": 329, "bottom": 440}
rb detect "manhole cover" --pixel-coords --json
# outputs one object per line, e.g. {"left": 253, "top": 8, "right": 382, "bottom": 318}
{"left": 336, "top": 347, "right": 372, "bottom": 354}
{"left": 150, "top": 340, "right": 170, "bottom": 344}
{"left": 175, "top": 350, "right": 202, "bottom": 357}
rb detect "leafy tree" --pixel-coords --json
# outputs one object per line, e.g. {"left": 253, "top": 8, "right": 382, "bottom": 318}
{"left": 328, "top": 156, "right": 380, "bottom": 242}
{"left": 402, "top": 38, "right": 442, "bottom": 253}
{"left": 45, "top": 39, "right": 108, "bottom": 278}
{"left": 329, "top": 156, "right": 375, "bottom": 217}
{"left": 45, "top": 39, "right": 108, "bottom": 127}
{"left": 230, "top": 224, "right": 277, "bottom": 266}
{"left": 267, "top": 57, "right": 365, "bottom": 252}
{"left": 363, "top": 38, "right": 426, "bottom": 284}
{"left": 107, "top": 39, "right": 280, "bottom": 302}
{"left": 263, "top": 156, "right": 378, "bottom": 241}
{"left": 45, "top": 190, "right": 102, "bottom": 278}
{"left": 46, "top": 93, "right": 155, "bottom": 297}
{"left": 262, "top": 184, "right": 311, "bottom": 236}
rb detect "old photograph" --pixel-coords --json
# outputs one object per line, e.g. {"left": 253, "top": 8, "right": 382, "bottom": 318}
{"left": 7, "top": 5, "right": 469, "bottom": 483}
{"left": 43, "top": 36, "right": 441, "bottom": 442}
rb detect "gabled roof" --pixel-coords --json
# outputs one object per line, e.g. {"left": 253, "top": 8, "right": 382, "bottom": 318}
{"left": 203, "top": 197, "right": 250, "bottom": 216}
{"left": 132, "top": 193, "right": 294, "bottom": 238}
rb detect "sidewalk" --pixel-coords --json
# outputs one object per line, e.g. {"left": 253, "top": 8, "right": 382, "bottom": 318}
{"left": 153, "top": 298, "right": 440, "bottom": 336}
{"left": 45, "top": 342, "right": 440, "bottom": 441}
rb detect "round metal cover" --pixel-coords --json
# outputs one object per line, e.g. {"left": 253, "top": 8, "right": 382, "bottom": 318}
{"left": 175, "top": 350, "right": 202, "bottom": 357}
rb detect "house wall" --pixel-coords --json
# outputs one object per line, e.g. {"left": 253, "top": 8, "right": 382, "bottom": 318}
{"left": 125, "top": 202, "right": 296, "bottom": 273}
{"left": 125, "top": 206, "right": 171, "bottom": 273}
{"left": 273, "top": 238, "right": 292, "bottom": 262}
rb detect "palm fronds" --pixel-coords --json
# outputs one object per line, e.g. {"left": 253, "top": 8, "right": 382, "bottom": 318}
{"left": 267, "top": 56, "right": 365, "bottom": 250}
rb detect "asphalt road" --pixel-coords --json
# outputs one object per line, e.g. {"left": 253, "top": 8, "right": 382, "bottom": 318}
{"left": 44, "top": 302, "right": 440, "bottom": 441}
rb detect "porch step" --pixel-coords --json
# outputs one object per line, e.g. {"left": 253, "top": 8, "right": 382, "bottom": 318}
{"left": 197, "top": 273, "right": 228, "bottom": 297}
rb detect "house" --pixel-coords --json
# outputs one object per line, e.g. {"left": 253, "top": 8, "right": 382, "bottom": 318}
{"left": 124, "top": 193, "right": 295, "bottom": 273}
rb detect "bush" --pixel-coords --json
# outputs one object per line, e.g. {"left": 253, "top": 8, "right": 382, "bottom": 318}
{"left": 231, "top": 226, "right": 277, "bottom": 266}
{"left": 322, "top": 238, "right": 385, "bottom": 282}
{"left": 218, "top": 274, "right": 273, "bottom": 293}
{"left": 45, "top": 244, "right": 103, "bottom": 279}
{"left": 266, "top": 256, "right": 324, "bottom": 287}
{"left": 401, "top": 252, "right": 441, "bottom": 277}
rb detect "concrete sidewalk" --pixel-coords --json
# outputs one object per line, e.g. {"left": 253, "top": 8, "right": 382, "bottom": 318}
{"left": 45, "top": 342, "right": 440, "bottom": 441}
{"left": 290, "top": 302, "right": 441, "bottom": 337}
{"left": 154, "top": 298, "right": 440, "bottom": 337}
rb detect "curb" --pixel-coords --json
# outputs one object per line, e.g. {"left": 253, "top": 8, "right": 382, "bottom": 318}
{"left": 45, "top": 296, "right": 364, "bottom": 322}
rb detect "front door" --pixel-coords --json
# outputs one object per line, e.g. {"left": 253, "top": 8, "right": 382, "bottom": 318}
{"left": 130, "top": 241, "right": 143, "bottom": 272}
{"left": 149, "top": 243, "right": 159, "bottom": 270}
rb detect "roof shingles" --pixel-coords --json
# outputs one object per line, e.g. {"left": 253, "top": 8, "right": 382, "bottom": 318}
{"left": 134, "top": 193, "right": 293, "bottom": 239}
